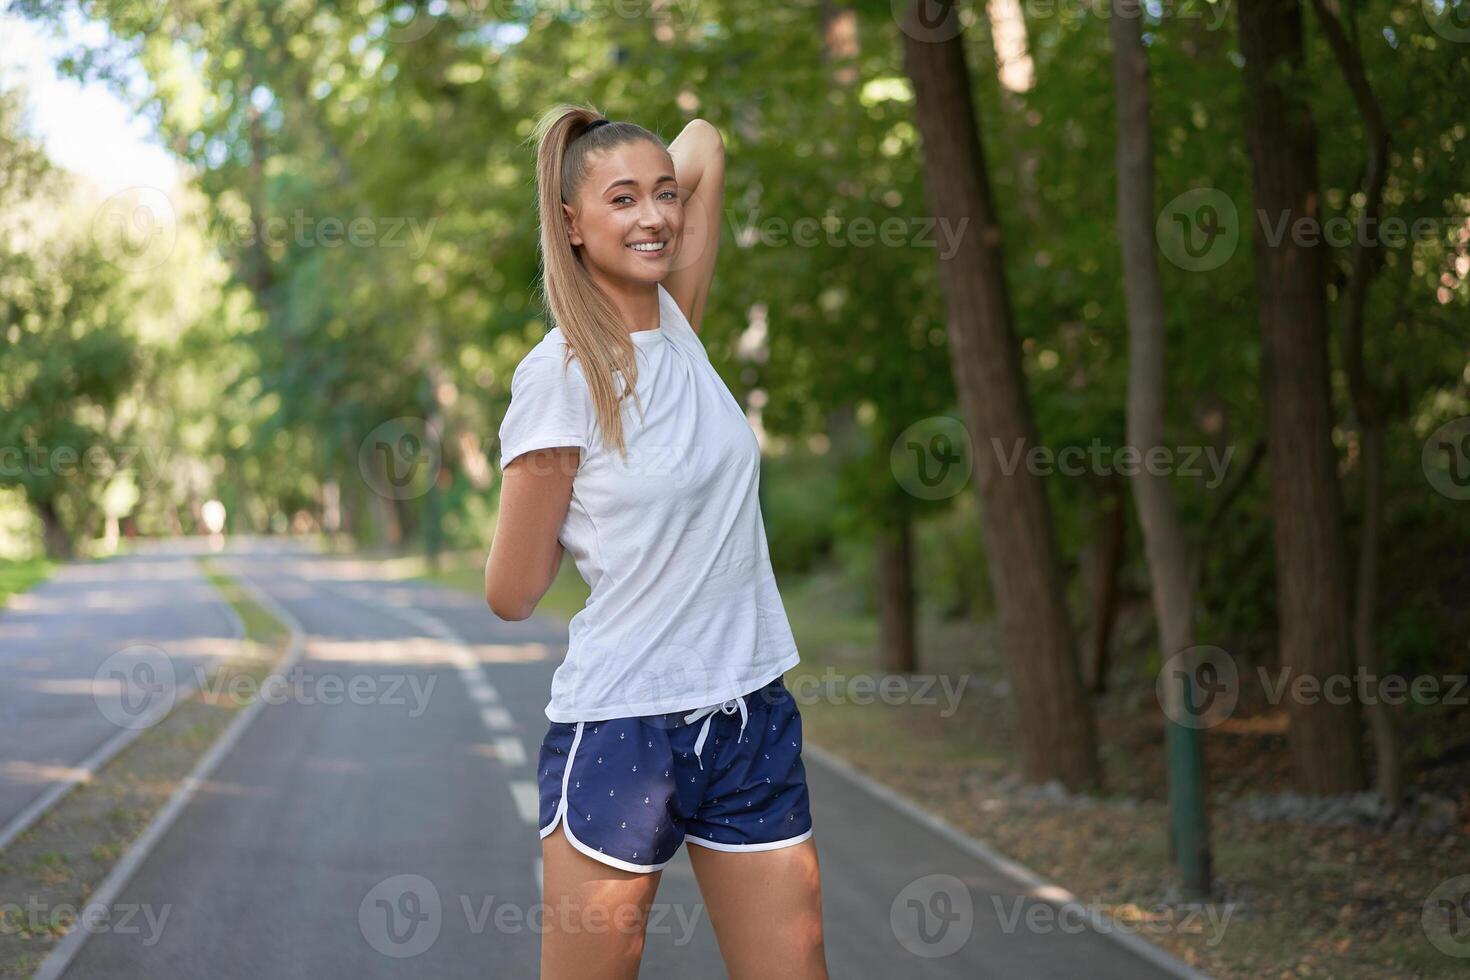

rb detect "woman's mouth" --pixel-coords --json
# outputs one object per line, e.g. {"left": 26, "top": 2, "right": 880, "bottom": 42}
{"left": 627, "top": 240, "right": 668, "bottom": 256}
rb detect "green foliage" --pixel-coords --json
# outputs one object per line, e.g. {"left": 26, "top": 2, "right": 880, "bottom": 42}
{"left": 759, "top": 450, "right": 841, "bottom": 574}
{"left": 0, "top": 87, "right": 144, "bottom": 554}
{"left": 2, "top": 2, "right": 1465, "bottom": 763}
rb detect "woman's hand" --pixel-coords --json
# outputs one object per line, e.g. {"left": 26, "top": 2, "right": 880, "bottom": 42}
{"left": 663, "top": 118, "right": 726, "bottom": 334}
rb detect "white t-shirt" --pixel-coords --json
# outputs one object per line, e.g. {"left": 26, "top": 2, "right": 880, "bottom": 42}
{"left": 497, "top": 282, "right": 801, "bottom": 722}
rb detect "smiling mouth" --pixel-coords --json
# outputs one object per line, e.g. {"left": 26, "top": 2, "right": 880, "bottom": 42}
{"left": 627, "top": 240, "right": 668, "bottom": 254}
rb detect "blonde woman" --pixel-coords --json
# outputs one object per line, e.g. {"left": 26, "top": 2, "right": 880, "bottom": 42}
{"left": 485, "top": 106, "right": 829, "bottom": 979}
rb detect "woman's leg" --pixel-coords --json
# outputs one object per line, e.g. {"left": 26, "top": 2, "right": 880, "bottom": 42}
{"left": 540, "top": 824, "right": 664, "bottom": 980}
{"left": 686, "top": 836, "right": 829, "bottom": 980}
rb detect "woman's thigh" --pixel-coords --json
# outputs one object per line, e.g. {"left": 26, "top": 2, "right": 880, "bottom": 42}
{"left": 540, "top": 824, "right": 664, "bottom": 980}
{"left": 686, "top": 835, "right": 829, "bottom": 980}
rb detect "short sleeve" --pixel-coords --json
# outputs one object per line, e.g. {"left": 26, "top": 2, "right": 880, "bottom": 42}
{"left": 497, "top": 353, "right": 591, "bottom": 470}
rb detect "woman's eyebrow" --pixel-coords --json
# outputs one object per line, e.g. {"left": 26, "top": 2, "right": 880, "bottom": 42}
{"left": 603, "top": 174, "right": 678, "bottom": 194}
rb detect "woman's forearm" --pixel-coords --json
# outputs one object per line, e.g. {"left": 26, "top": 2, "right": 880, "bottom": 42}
{"left": 669, "top": 118, "right": 722, "bottom": 204}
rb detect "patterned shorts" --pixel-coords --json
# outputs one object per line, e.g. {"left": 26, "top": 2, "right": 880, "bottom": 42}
{"left": 536, "top": 675, "right": 813, "bottom": 873}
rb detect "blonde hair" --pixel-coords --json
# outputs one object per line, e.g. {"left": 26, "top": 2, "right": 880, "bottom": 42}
{"left": 528, "top": 103, "right": 668, "bottom": 461}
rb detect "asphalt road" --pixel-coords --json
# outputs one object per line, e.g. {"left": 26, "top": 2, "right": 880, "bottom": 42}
{"left": 25, "top": 541, "right": 1200, "bottom": 978}
{"left": 0, "top": 542, "right": 242, "bottom": 843}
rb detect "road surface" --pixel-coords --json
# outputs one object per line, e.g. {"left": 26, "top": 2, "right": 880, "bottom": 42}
{"left": 17, "top": 541, "right": 1201, "bottom": 978}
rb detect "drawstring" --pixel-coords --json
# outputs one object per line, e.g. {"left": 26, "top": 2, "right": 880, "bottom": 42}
{"left": 682, "top": 696, "right": 748, "bottom": 770}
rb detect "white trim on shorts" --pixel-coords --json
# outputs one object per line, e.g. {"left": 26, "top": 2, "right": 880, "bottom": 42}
{"left": 683, "top": 826, "right": 815, "bottom": 853}
{"left": 538, "top": 720, "right": 675, "bottom": 875}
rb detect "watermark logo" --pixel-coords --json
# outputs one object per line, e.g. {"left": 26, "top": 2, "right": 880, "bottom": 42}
{"left": 357, "top": 0, "right": 442, "bottom": 44}
{"left": 891, "top": 873, "right": 973, "bottom": 957}
{"left": 992, "top": 894, "right": 1235, "bottom": 945}
{"left": 727, "top": 211, "right": 970, "bottom": 261}
{"left": 1422, "top": 415, "right": 1470, "bottom": 500}
{"left": 991, "top": 437, "right": 1235, "bottom": 488}
{"left": 359, "top": 417, "right": 443, "bottom": 501}
{"left": 892, "top": 416, "right": 973, "bottom": 500}
{"left": 93, "top": 644, "right": 177, "bottom": 730}
{"left": 1424, "top": 0, "right": 1470, "bottom": 43}
{"left": 1423, "top": 874, "right": 1470, "bottom": 958}
{"left": 0, "top": 898, "right": 171, "bottom": 945}
{"left": 0, "top": 441, "right": 172, "bottom": 490}
{"left": 1157, "top": 645, "right": 1466, "bottom": 729}
{"left": 1157, "top": 187, "right": 1239, "bottom": 272}
{"left": 893, "top": 0, "right": 966, "bottom": 43}
{"left": 92, "top": 186, "right": 177, "bottom": 272}
{"left": 198, "top": 664, "right": 437, "bottom": 716}
{"left": 359, "top": 873, "right": 442, "bottom": 958}
{"left": 788, "top": 668, "right": 971, "bottom": 717}
{"left": 1155, "top": 645, "right": 1239, "bottom": 729}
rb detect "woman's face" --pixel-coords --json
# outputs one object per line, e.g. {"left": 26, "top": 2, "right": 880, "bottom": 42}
{"left": 562, "top": 139, "right": 684, "bottom": 287}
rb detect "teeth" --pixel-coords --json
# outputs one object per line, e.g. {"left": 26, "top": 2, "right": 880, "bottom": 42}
{"left": 629, "top": 242, "right": 665, "bottom": 252}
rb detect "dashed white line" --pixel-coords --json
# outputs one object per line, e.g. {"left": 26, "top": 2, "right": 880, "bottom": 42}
{"left": 493, "top": 736, "right": 527, "bottom": 766}
{"left": 510, "top": 781, "right": 540, "bottom": 825}
{"left": 481, "top": 706, "right": 514, "bottom": 731}
{"left": 466, "top": 683, "right": 500, "bottom": 704}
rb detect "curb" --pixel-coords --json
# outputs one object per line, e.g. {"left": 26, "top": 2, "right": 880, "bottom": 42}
{"left": 31, "top": 563, "right": 304, "bottom": 980}
{"left": 800, "top": 741, "right": 1218, "bottom": 980}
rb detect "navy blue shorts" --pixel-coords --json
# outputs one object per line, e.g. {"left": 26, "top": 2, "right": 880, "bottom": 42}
{"left": 536, "top": 675, "right": 813, "bottom": 873}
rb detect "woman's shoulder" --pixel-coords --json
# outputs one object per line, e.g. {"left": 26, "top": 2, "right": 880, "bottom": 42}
{"left": 511, "top": 341, "right": 588, "bottom": 393}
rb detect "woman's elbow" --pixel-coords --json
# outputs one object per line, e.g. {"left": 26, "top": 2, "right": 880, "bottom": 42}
{"left": 485, "top": 586, "right": 533, "bottom": 622}
{"left": 484, "top": 566, "right": 534, "bottom": 621}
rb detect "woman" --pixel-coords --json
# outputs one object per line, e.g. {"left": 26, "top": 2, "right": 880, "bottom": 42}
{"left": 484, "top": 105, "right": 830, "bottom": 980}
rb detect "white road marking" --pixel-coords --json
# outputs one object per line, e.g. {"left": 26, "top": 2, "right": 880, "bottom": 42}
{"left": 466, "top": 683, "right": 500, "bottom": 703}
{"left": 510, "top": 781, "right": 540, "bottom": 825}
{"left": 482, "top": 706, "right": 514, "bottom": 730}
{"left": 493, "top": 736, "right": 527, "bottom": 766}
{"left": 316, "top": 578, "right": 550, "bottom": 897}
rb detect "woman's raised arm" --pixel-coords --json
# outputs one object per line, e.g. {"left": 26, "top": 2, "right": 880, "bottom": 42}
{"left": 663, "top": 118, "right": 725, "bottom": 334}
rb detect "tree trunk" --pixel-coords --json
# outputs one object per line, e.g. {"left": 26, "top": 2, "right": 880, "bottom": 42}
{"left": 36, "top": 497, "right": 75, "bottom": 560}
{"left": 1081, "top": 476, "right": 1125, "bottom": 693}
{"left": 876, "top": 520, "right": 917, "bottom": 674}
{"left": 901, "top": 2, "right": 1100, "bottom": 791}
{"left": 1239, "top": 0, "right": 1365, "bottom": 794}
{"left": 1308, "top": 0, "right": 1399, "bottom": 806}
{"left": 1111, "top": 0, "right": 1212, "bottom": 898}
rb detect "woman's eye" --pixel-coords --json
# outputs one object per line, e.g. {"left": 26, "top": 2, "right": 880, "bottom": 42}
{"left": 613, "top": 190, "right": 677, "bottom": 205}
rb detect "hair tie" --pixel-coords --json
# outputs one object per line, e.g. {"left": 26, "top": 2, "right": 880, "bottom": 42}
{"left": 583, "top": 118, "right": 613, "bottom": 134}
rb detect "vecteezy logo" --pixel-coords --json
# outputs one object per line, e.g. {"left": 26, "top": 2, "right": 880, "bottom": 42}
{"left": 358, "top": 417, "right": 442, "bottom": 501}
{"left": 1422, "top": 416, "right": 1470, "bottom": 500}
{"left": 92, "top": 186, "right": 178, "bottom": 272}
{"left": 1156, "top": 645, "right": 1239, "bottom": 729}
{"left": 891, "top": 416, "right": 973, "bottom": 500}
{"left": 1423, "top": 0, "right": 1470, "bottom": 43}
{"left": 1422, "top": 874, "right": 1470, "bottom": 958}
{"left": 890, "top": 873, "right": 973, "bottom": 958}
{"left": 359, "top": 874, "right": 441, "bottom": 958}
{"left": 892, "top": 0, "right": 965, "bottom": 44}
{"left": 358, "top": 0, "right": 440, "bottom": 44}
{"left": 93, "top": 644, "right": 177, "bottom": 730}
{"left": 1156, "top": 187, "right": 1239, "bottom": 272}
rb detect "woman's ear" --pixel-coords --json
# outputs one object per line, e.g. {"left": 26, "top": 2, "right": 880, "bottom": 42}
{"left": 562, "top": 202, "right": 582, "bottom": 247}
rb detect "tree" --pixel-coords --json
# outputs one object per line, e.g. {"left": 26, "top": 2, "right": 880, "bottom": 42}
{"left": 1108, "top": 0, "right": 1212, "bottom": 897}
{"left": 901, "top": 0, "right": 1100, "bottom": 790}
{"left": 1238, "top": 0, "right": 1365, "bottom": 794}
